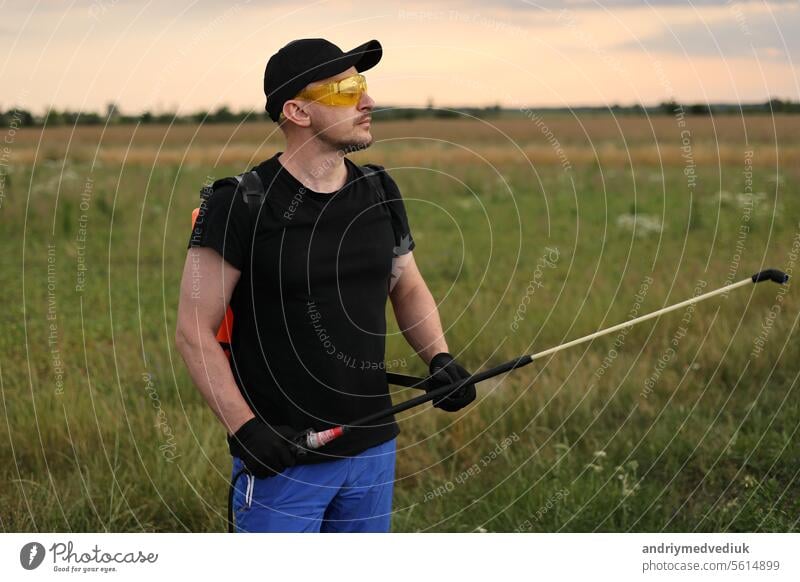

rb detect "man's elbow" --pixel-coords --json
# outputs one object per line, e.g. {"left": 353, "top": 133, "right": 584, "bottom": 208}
{"left": 175, "top": 324, "right": 191, "bottom": 355}
{"left": 175, "top": 319, "right": 202, "bottom": 354}
{"left": 175, "top": 313, "right": 225, "bottom": 354}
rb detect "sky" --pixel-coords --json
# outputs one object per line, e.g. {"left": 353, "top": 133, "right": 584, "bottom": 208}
{"left": 1, "top": 0, "right": 798, "bottom": 115}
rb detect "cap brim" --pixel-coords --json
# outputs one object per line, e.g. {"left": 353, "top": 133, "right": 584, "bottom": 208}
{"left": 345, "top": 39, "right": 382, "bottom": 73}
{"left": 304, "top": 39, "right": 382, "bottom": 87}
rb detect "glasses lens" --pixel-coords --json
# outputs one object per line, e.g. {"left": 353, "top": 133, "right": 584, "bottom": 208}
{"left": 297, "top": 74, "right": 366, "bottom": 107}
{"left": 338, "top": 75, "right": 366, "bottom": 94}
{"left": 329, "top": 75, "right": 365, "bottom": 106}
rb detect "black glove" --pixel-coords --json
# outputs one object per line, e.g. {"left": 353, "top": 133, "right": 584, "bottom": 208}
{"left": 227, "top": 418, "right": 299, "bottom": 478}
{"left": 426, "top": 352, "right": 476, "bottom": 412}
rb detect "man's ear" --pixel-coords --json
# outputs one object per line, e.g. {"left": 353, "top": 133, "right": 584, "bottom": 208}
{"left": 281, "top": 100, "right": 312, "bottom": 128}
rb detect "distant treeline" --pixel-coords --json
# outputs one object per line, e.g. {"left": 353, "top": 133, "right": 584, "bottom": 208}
{"left": 2, "top": 98, "right": 799, "bottom": 127}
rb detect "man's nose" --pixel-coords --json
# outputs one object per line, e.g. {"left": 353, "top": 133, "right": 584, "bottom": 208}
{"left": 358, "top": 91, "right": 375, "bottom": 110}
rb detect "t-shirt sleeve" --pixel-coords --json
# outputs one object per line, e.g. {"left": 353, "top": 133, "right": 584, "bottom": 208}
{"left": 187, "top": 182, "right": 250, "bottom": 271}
{"left": 379, "top": 169, "right": 417, "bottom": 255}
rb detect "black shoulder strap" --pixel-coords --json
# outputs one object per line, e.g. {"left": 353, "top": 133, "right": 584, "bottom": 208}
{"left": 360, "top": 164, "right": 406, "bottom": 251}
{"left": 200, "top": 170, "right": 266, "bottom": 218}
{"left": 201, "top": 171, "right": 265, "bottom": 211}
{"left": 361, "top": 164, "right": 386, "bottom": 202}
{"left": 234, "top": 170, "right": 266, "bottom": 219}
{"left": 199, "top": 170, "right": 266, "bottom": 268}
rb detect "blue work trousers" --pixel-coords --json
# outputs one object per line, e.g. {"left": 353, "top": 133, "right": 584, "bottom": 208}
{"left": 231, "top": 437, "right": 396, "bottom": 533}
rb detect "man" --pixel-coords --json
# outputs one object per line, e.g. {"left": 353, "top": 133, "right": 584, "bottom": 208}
{"left": 175, "top": 38, "right": 476, "bottom": 533}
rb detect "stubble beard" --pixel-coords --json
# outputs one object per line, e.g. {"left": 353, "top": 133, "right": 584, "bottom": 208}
{"left": 315, "top": 124, "right": 373, "bottom": 154}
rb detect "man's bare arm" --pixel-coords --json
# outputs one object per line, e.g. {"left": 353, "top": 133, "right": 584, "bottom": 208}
{"left": 175, "top": 246, "right": 254, "bottom": 436}
{"left": 388, "top": 252, "right": 449, "bottom": 365}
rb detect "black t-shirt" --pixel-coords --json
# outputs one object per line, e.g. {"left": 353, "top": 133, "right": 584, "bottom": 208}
{"left": 187, "top": 152, "right": 416, "bottom": 463}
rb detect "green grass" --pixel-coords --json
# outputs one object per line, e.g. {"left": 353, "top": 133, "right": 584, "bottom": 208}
{"left": 1, "top": 118, "right": 798, "bottom": 532}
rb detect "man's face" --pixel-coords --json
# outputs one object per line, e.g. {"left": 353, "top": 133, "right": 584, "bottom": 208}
{"left": 301, "top": 66, "right": 375, "bottom": 152}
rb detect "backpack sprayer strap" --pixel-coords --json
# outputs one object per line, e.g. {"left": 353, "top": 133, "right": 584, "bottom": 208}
{"left": 229, "top": 169, "right": 267, "bottom": 264}
{"left": 360, "top": 164, "right": 408, "bottom": 255}
{"left": 360, "top": 164, "right": 386, "bottom": 201}
{"left": 235, "top": 170, "right": 267, "bottom": 217}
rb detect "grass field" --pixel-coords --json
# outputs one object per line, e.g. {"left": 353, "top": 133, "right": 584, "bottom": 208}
{"left": 1, "top": 114, "right": 798, "bottom": 532}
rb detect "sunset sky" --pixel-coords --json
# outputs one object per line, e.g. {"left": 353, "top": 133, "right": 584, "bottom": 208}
{"left": 2, "top": 0, "right": 798, "bottom": 115}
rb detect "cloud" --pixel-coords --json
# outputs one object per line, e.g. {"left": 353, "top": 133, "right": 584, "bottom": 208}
{"left": 613, "top": 7, "right": 800, "bottom": 59}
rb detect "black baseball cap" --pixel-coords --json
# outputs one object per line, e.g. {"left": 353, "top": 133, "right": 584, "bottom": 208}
{"left": 264, "top": 38, "right": 382, "bottom": 122}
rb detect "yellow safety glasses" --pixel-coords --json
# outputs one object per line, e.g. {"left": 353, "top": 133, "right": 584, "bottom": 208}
{"left": 297, "top": 73, "right": 368, "bottom": 106}
{"left": 279, "top": 74, "right": 368, "bottom": 121}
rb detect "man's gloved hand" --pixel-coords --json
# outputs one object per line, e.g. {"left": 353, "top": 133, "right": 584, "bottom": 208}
{"left": 426, "top": 352, "right": 476, "bottom": 412}
{"left": 227, "top": 418, "right": 299, "bottom": 478}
